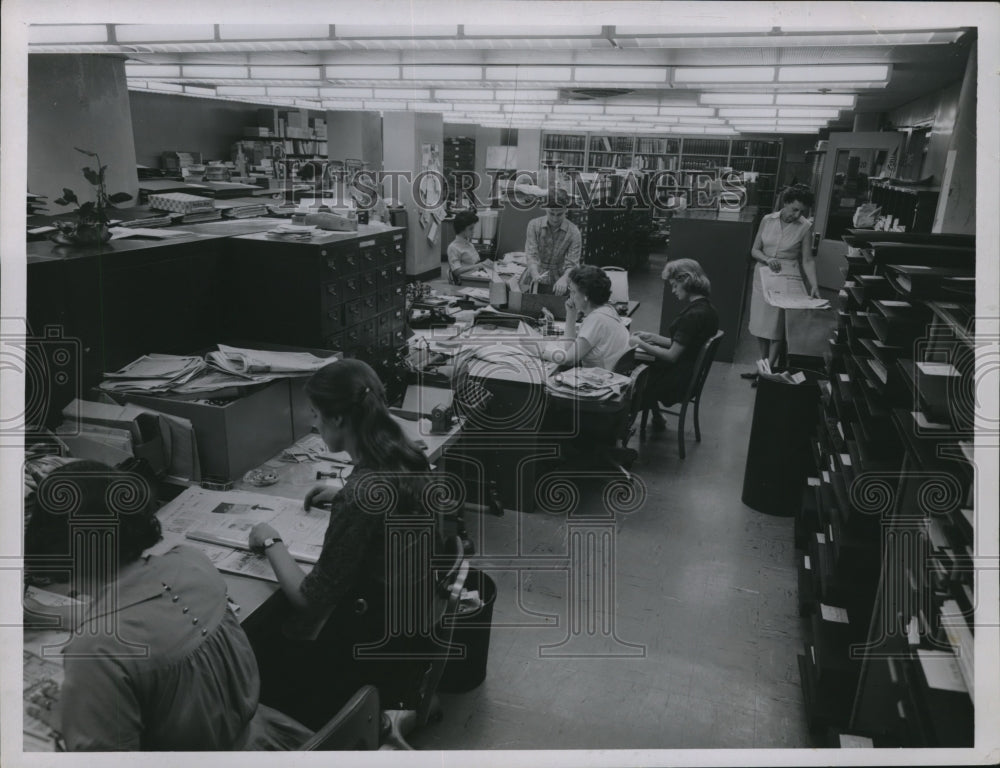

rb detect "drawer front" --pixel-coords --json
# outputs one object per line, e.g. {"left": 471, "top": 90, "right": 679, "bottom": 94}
{"left": 357, "top": 238, "right": 379, "bottom": 272}
{"left": 359, "top": 293, "right": 379, "bottom": 322}
{"left": 375, "top": 241, "right": 396, "bottom": 267}
{"left": 377, "top": 309, "right": 392, "bottom": 332}
{"left": 323, "top": 332, "right": 344, "bottom": 353}
{"left": 341, "top": 326, "right": 363, "bottom": 354}
{"left": 322, "top": 247, "right": 359, "bottom": 279}
{"left": 376, "top": 287, "right": 394, "bottom": 314}
{"left": 321, "top": 305, "right": 345, "bottom": 335}
{"left": 360, "top": 319, "right": 379, "bottom": 347}
{"left": 324, "top": 277, "right": 360, "bottom": 307}
{"left": 358, "top": 269, "right": 378, "bottom": 297}
{"left": 375, "top": 266, "right": 393, "bottom": 291}
{"left": 344, "top": 299, "right": 364, "bottom": 327}
{"left": 389, "top": 262, "right": 406, "bottom": 286}
{"left": 391, "top": 233, "right": 406, "bottom": 264}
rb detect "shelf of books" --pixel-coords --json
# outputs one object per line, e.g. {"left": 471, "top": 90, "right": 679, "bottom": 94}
{"left": 795, "top": 229, "right": 976, "bottom": 748}
{"left": 541, "top": 132, "right": 587, "bottom": 170}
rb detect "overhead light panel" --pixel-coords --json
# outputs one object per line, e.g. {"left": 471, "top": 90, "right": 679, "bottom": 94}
{"left": 674, "top": 67, "right": 775, "bottom": 83}
{"left": 403, "top": 65, "right": 482, "bottom": 80}
{"left": 778, "top": 108, "right": 841, "bottom": 119}
{"left": 326, "top": 65, "right": 400, "bottom": 80}
{"left": 321, "top": 100, "right": 365, "bottom": 110}
{"left": 606, "top": 106, "right": 658, "bottom": 116}
{"left": 125, "top": 65, "right": 181, "bottom": 78}
{"left": 267, "top": 87, "right": 320, "bottom": 97}
{"left": 573, "top": 67, "right": 666, "bottom": 83}
{"left": 320, "top": 88, "right": 374, "bottom": 98}
{"left": 700, "top": 93, "right": 776, "bottom": 106}
{"left": 552, "top": 104, "right": 606, "bottom": 115}
{"left": 484, "top": 66, "right": 573, "bottom": 82}
{"left": 336, "top": 25, "right": 456, "bottom": 37}
{"left": 778, "top": 65, "right": 889, "bottom": 82}
{"left": 219, "top": 25, "right": 328, "bottom": 39}
{"left": 463, "top": 25, "right": 603, "bottom": 36}
{"left": 182, "top": 66, "right": 249, "bottom": 79}
{"left": 775, "top": 93, "right": 856, "bottom": 107}
{"left": 434, "top": 89, "right": 494, "bottom": 100}
{"left": 217, "top": 86, "right": 267, "bottom": 96}
{"left": 29, "top": 25, "right": 109, "bottom": 44}
{"left": 251, "top": 66, "right": 321, "bottom": 80}
{"left": 371, "top": 88, "right": 431, "bottom": 99}
{"left": 183, "top": 85, "right": 216, "bottom": 97}
{"left": 659, "top": 107, "right": 717, "bottom": 117}
{"left": 115, "top": 25, "right": 215, "bottom": 42}
{"left": 719, "top": 108, "right": 778, "bottom": 118}
{"left": 407, "top": 102, "right": 453, "bottom": 111}
{"left": 492, "top": 89, "right": 560, "bottom": 101}
{"left": 363, "top": 100, "right": 408, "bottom": 111}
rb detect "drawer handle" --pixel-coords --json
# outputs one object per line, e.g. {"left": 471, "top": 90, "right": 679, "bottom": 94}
{"left": 327, "top": 285, "right": 338, "bottom": 295}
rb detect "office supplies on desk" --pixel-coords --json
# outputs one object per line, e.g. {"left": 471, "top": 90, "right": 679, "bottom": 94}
{"left": 147, "top": 192, "right": 215, "bottom": 214}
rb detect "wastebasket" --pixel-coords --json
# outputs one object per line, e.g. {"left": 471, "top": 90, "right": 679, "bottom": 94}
{"left": 741, "top": 370, "right": 823, "bottom": 517}
{"left": 437, "top": 569, "right": 497, "bottom": 693}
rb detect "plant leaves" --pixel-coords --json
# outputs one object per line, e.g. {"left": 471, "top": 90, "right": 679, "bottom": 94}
{"left": 60, "top": 188, "right": 78, "bottom": 204}
{"left": 74, "top": 147, "right": 99, "bottom": 157}
{"left": 54, "top": 198, "right": 68, "bottom": 206}
{"left": 108, "top": 192, "right": 133, "bottom": 204}
{"left": 82, "top": 167, "right": 100, "bottom": 185}
{"left": 78, "top": 201, "right": 96, "bottom": 214}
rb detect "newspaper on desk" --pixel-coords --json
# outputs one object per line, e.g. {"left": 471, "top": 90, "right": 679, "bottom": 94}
{"left": 760, "top": 270, "right": 831, "bottom": 310}
{"left": 547, "top": 367, "right": 630, "bottom": 400}
{"left": 152, "top": 487, "right": 335, "bottom": 580}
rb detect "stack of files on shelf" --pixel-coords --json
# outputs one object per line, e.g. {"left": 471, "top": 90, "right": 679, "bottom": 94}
{"left": 883, "top": 264, "right": 975, "bottom": 300}
{"left": 212, "top": 196, "right": 270, "bottom": 219}
{"left": 908, "top": 648, "right": 975, "bottom": 746}
{"left": 114, "top": 213, "right": 176, "bottom": 228}
{"left": 867, "top": 241, "right": 975, "bottom": 269}
{"left": 867, "top": 299, "right": 930, "bottom": 347}
{"left": 847, "top": 274, "right": 893, "bottom": 305}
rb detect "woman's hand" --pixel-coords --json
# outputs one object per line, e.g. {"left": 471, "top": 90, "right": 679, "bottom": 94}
{"left": 248, "top": 522, "right": 281, "bottom": 554}
{"left": 553, "top": 275, "right": 570, "bottom": 295}
{"left": 767, "top": 258, "right": 782, "bottom": 273}
{"left": 479, "top": 258, "right": 494, "bottom": 269}
{"left": 304, "top": 484, "right": 340, "bottom": 511}
{"left": 808, "top": 285, "right": 821, "bottom": 299}
{"left": 630, "top": 333, "right": 646, "bottom": 348}
{"left": 564, "top": 295, "right": 577, "bottom": 314}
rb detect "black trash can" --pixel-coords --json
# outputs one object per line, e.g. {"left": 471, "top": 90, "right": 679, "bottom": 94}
{"left": 437, "top": 569, "right": 497, "bottom": 693}
{"left": 741, "top": 370, "right": 823, "bottom": 517}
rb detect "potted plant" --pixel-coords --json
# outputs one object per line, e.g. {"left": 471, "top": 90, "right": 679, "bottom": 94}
{"left": 50, "top": 148, "right": 133, "bottom": 245}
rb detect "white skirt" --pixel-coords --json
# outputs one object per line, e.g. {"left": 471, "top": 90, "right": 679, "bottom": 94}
{"left": 748, "top": 259, "right": 801, "bottom": 341}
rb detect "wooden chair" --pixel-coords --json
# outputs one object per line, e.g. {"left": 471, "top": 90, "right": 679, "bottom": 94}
{"left": 297, "top": 685, "right": 382, "bottom": 751}
{"left": 640, "top": 330, "right": 724, "bottom": 459}
{"left": 379, "top": 538, "right": 471, "bottom": 750}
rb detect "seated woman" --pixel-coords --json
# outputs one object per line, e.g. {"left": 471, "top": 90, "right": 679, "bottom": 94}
{"left": 247, "top": 359, "right": 442, "bottom": 729}
{"left": 447, "top": 209, "right": 492, "bottom": 283}
{"left": 538, "top": 265, "right": 631, "bottom": 371}
{"left": 23, "top": 460, "right": 312, "bottom": 751}
{"left": 631, "top": 258, "right": 719, "bottom": 431}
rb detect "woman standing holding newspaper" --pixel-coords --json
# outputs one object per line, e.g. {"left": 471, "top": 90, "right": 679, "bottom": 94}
{"left": 745, "top": 185, "right": 819, "bottom": 377}
{"left": 247, "top": 359, "right": 441, "bottom": 730}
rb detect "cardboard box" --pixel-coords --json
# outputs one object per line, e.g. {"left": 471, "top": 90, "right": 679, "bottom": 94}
{"left": 122, "top": 380, "right": 294, "bottom": 482}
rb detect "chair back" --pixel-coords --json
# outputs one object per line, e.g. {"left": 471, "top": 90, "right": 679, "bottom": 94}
{"left": 619, "top": 363, "right": 649, "bottom": 444}
{"left": 601, "top": 266, "right": 629, "bottom": 303}
{"left": 683, "top": 330, "right": 724, "bottom": 404}
{"left": 298, "top": 685, "right": 381, "bottom": 750}
{"left": 611, "top": 346, "right": 636, "bottom": 375}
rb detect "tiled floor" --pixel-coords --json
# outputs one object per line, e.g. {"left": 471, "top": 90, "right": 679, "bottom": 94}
{"left": 414, "top": 251, "right": 811, "bottom": 750}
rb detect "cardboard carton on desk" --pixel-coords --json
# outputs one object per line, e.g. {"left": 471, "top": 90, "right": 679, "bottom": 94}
{"left": 120, "top": 380, "right": 294, "bottom": 482}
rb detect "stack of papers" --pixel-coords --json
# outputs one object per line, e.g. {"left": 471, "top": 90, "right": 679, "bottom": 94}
{"left": 206, "top": 344, "right": 332, "bottom": 376}
{"left": 267, "top": 223, "right": 318, "bottom": 240}
{"left": 100, "top": 355, "right": 208, "bottom": 394}
{"left": 760, "top": 271, "right": 831, "bottom": 310}
{"left": 547, "top": 367, "right": 630, "bottom": 399}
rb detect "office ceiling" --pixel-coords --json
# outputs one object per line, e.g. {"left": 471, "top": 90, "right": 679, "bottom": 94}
{"left": 27, "top": 23, "right": 975, "bottom": 135}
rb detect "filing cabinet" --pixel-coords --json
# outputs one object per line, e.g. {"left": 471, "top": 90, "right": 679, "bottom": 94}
{"left": 224, "top": 228, "right": 409, "bottom": 400}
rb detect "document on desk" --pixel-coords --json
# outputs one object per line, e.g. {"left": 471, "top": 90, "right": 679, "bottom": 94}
{"left": 24, "top": 648, "right": 64, "bottom": 751}
{"left": 157, "top": 487, "right": 331, "bottom": 566}
{"left": 760, "top": 270, "right": 831, "bottom": 310}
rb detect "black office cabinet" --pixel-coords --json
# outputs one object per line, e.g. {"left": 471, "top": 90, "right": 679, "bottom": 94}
{"left": 224, "top": 228, "right": 408, "bottom": 399}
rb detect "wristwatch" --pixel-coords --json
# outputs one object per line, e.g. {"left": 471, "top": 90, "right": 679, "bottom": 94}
{"left": 261, "top": 536, "right": 283, "bottom": 552}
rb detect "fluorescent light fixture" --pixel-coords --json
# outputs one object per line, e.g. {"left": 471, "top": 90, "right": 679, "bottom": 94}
{"left": 326, "top": 65, "right": 400, "bottom": 80}
{"left": 778, "top": 65, "right": 889, "bottom": 82}
{"left": 372, "top": 88, "right": 431, "bottom": 99}
{"left": 147, "top": 82, "right": 184, "bottom": 93}
{"left": 552, "top": 104, "right": 606, "bottom": 115}
{"left": 336, "top": 25, "right": 456, "bottom": 37}
{"left": 503, "top": 104, "right": 553, "bottom": 114}
{"left": 735, "top": 126, "right": 821, "bottom": 134}
{"left": 251, "top": 66, "right": 321, "bottom": 80}
{"left": 719, "top": 108, "right": 778, "bottom": 118}
{"left": 29, "top": 25, "right": 109, "bottom": 44}
{"left": 182, "top": 66, "right": 249, "bottom": 79}
{"left": 322, "top": 100, "right": 366, "bottom": 109}
{"left": 217, "top": 86, "right": 267, "bottom": 96}
{"left": 363, "top": 100, "right": 409, "bottom": 110}
{"left": 408, "top": 102, "right": 453, "bottom": 111}
{"left": 267, "top": 87, "right": 320, "bottom": 97}
{"left": 125, "top": 65, "right": 182, "bottom": 78}
{"left": 659, "top": 107, "right": 717, "bottom": 117}
{"left": 573, "top": 67, "right": 666, "bottom": 83}
{"left": 674, "top": 67, "right": 775, "bottom": 83}
{"left": 115, "top": 25, "right": 215, "bottom": 42}
{"left": 492, "top": 89, "right": 560, "bottom": 101}
{"left": 183, "top": 85, "right": 216, "bottom": 97}
{"left": 434, "top": 89, "right": 494, "bottom": 100}
{"left": 320, "top": 88, "right": 374, "bottom": 98}
{"left": 775, "top": 93, "right": 856, "bottom": 107}
{"left": 727, "top": 118, "right": 829, "bottom": 126}
{"left": 484, "top": 66, "right": 573, "bottom": 81}
{"left": 219, "top": 25, "right": 327, "bottom": 39}
{"left": 463, "top": 25, "right": 602, "bottom": 36}
{"left": 294, "top": 100, "right": 321, "bottom": 109}
{"left": 606, "top": 106, "right": 658, "bottom": 116}
{"left": 675, "top": 117, "right": 729, "bottom": 124}
{"left": 453, "top": 103, "right": 502, "bottom": 112}
{"left": 402, "top": 65, "right": 482, "bottom": 80}
{"left": 700, "top": 93, "right": 775, "bottom": 106}
{"left": 777, "top": 108, "right": 841, "bottom": 119}
{"left": 614, "top": 25, "right": 773, "bottom": 35}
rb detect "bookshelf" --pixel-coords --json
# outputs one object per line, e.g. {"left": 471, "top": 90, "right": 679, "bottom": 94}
{"left": 541, "top": 132, "right": 587, "bottom": 170}
{"left": 795, "top": 231, "right": 975, "bottom": 747}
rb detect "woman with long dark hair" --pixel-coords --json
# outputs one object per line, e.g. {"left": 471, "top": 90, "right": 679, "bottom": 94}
{"left": 248, "top": 359, "right": 439, "bottom": 729}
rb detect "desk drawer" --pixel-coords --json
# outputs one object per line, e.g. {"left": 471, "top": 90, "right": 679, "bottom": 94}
{"left": 359, "top": 293, "right": 379, "bottom": 321}
{"left": 324, "top": 277, "right": 361, "bottom": 307}
{"left": 321, "top": 305, "right": 345, "bottom": 335}
{"left": 357, "top": 239, "right": 379, "bottom": 272}
{"left": 389, "top": 262, "right": 405, "bottom": 285}
{"left": 376, "top": 242, "right": 396, "bottom": 267}
{"left": 344, "top": 299, "right": 364, "bottom": 326}
{"left": 377, "top": 285, "right": 404, "bottom": 313}
{"left": 322, "top": 248, "right": 359, "bottom": 279}
{"left": 360, "top": 319, "right": 379, "bottom": 347}
{"left": 375, "top": 266, "right": 394, "bottom": 291}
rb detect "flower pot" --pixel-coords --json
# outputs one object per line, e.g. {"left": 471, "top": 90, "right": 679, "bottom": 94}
{"left": 49, "top": 222, "right": 111, "bottom": 246}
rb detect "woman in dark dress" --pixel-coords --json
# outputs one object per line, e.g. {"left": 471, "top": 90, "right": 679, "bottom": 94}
{"left": 631, "top": 258, "right": 719, "bottom": 432}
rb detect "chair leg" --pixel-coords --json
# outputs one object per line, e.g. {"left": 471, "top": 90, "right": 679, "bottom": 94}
{"left": 677, "top": 402, "right": 688, "bottom": 460}
{"left": 639, "top": 408, "right": 649, "bottom": 433}
{"left": 693, "top": 396, "right": 702, "bottom": 443}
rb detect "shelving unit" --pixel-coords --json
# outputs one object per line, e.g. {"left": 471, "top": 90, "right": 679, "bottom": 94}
{"left": 541, "top": 132, "right": 587, "bottom": 170}
{"left": 868, "top": 182, "right": 940, "bottom": 234}
{"left": 443, "top": 136, "right": 476, "bottom": 206}
{"left": 796, "top": 231, "right": 976, "bottom": 748}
